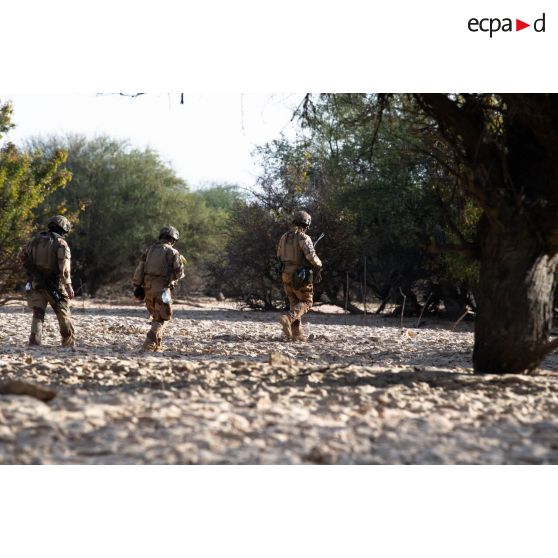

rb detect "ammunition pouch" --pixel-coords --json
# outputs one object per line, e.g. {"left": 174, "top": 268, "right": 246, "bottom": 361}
{"left": 292, "top": 267, "right": 313, "bottom": 289}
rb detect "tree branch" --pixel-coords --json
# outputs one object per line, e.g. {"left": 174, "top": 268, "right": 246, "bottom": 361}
{"left": 415, "top": 94, "right": 486, "bottom": 160}
{"left": 501, "top": 94, "right": 558, "bottom": 156}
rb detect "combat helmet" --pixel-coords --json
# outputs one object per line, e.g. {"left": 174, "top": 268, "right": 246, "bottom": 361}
{"left": 48, "top": 215, "right": 71, "bottom": 234}
{"left": 293, "top": 210, "right": 311, "bottom": 227}
{"left": 159, "top": 226, "right": 180, "bottom": 241}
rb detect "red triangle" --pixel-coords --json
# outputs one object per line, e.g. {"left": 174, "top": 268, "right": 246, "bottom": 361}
{"left": 516, "top": 19, "right": 530, "bottom": 31}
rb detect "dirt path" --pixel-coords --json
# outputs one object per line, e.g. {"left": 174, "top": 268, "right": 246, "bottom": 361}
{"left": 1, "top": 299, "right": 558, "bottom": 464}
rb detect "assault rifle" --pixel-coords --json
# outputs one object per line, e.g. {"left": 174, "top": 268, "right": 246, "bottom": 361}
{"left": 24, "top": 262, "right": 65, "bottom": 303}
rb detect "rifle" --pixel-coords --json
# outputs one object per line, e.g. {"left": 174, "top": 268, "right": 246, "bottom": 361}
{"left": 293, "top": 233, "right": 325, "bottom": 288}
{"left": 25, "top": 262, "right": 65, "bottom": 303}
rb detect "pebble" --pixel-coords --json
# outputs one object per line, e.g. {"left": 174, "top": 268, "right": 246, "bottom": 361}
{"left": 1, "top": 299, "right": 558, "bottom": 464}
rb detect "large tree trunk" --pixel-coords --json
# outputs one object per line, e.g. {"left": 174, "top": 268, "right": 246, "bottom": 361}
{"left": 473, "top": 216, "right": 558, "bottom": 373}
{"left": 416, "top": 93, "right": 558, "bottom": 373}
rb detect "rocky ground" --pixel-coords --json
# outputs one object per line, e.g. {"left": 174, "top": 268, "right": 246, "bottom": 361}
{"left": 1, "top": 298, "right": 558, "bottom": 464}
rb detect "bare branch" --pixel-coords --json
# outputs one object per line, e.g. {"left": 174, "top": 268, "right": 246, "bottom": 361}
{"left": 96, "top": 93, "right": 146, "bottom": 99}
{"left": 415, "top": 94, "right": 486, "bottom": 159}
{"left": 399, "top": 288, "right": 407, "bottom": 329}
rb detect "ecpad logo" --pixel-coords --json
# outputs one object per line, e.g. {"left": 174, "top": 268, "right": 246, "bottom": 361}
{"left": 468, "top": 13, "right": 546, "bottom": 37}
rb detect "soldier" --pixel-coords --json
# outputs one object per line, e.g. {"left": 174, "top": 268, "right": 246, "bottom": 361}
{"left": 276, "top": 210, "right": 322, "bottom": 341}
{"left": 20, "top": 215, "right": 76, "bottom": 347}
{"left": 133, "top": 226, "right": 185, "bottom": 352}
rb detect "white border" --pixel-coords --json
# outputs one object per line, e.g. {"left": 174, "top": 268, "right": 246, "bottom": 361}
{"left": 1, "top": 466, "right": 556, "bottom": 557}
{"left": 2, "top": 1, "right": 557, "bottom": 555}
{"left": 2, "top": 1, "right": 557, "bottom": 91}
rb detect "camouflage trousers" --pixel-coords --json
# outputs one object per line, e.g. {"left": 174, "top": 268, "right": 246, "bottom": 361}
{"left": 27, "top": 287, "right": 75, "bottom": 347}
{"left": 143, "top": 284, "right": 172, "bottom": 350}
{"left": 282, "top": 271, "right": 313, "bottom": 330}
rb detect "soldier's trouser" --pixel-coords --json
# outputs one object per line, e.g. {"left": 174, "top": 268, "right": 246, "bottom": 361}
{"left": 144, "top": 286, "right": 172, "bottom": 349}
{"left": 26, "top": 288, "right": 75, "bottom": 347}
{"left": 282, "top": 272, "right": 313, "bottom": 328}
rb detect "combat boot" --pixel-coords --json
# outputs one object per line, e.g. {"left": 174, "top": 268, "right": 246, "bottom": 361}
{"left": 142, "top": 324, "right": 161, "bottom": 352}
{"left": 153, "top": 320, "right": 166, "bottom": 351}
{"left": 292, "top": 322, "right": 306, "bottom": 342}
{"left": 142, "top": 339, "right": 158, "bottom": 352}
{"left": 29, "top": 333, "right": 42, "bottom": 346}
{"left": 61, "top": 334, "right": 76, "bottom": 348}
{"left": 29, "top": 315, "right": 44, "bottom": 346}
{"left": 55, "top": 309, "right": 75, "bottom": 344}
{"left": 279, "top": 314, "right": 292, "bottom": 339}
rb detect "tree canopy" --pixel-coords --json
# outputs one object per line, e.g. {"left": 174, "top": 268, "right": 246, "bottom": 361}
{"left": 27, "top": 135, "right": 240, "bottom": 295}
{"left": 213, "top": 93, "right": 558, "bottom": 374}
{"left": 0, "top": 100, "right": 71, "bottom": 302}
{"left": 216, "top": 94, "right": 479, "bottom": 315}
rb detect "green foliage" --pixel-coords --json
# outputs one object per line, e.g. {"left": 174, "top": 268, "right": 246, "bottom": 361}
{"left": 0, "top": 100, "right": 71, "bottom": 300}
{"left": 0, "top": 102, "right": 15, "bottom": 136}
{"left": 28, "top": 135, "right": 240, "bottom": 295}
{"left": 210, "top": 200, "right": 284, "bottom": 308}
{"left": 3, "top": 94, "right": 484, "bottom": 314}
{"left": 197, "top": 183, "right": 243, "bottom": 212}
{"left": 219, "top": 94, "right": 481, "bottom": 314}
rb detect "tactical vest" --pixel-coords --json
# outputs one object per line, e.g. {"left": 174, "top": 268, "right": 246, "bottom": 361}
{"left": 144, "top": 242, "right": 171, "bottom": 277}
{"left": 29, "top": 232, "right": 62, "bottom": 275}
{"left": 278, "top": 231, "right": 306, "bottom": 268}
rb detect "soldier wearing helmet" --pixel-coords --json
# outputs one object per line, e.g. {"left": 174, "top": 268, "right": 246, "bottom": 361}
{"left": 20, "top": 215, "right": 76, "bottom": 347}
{"left": 133, "top": 225, "right": 185, "bottom": 351}
{"left": 276, "top": 210, "right": 322, "bottom": 341}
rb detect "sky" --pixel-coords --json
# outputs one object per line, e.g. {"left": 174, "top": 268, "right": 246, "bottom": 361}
{"left": 2, "top": 93, "right": 303, "bottom": 190}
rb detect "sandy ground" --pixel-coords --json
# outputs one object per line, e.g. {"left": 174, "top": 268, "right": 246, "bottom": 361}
{"left": 1, "top": 297, "right": 558, "bottom": 464}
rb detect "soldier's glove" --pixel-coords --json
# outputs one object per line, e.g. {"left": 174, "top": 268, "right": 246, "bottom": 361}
{"left": 133, "top": 285, "right": 145, "bottom": 300}
{"left": 315, "top": 268, "right": 323, "bottom": 284}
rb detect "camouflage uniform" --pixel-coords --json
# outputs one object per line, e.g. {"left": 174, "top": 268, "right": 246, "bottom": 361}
{"left": 21, "top": 220, "right": 76, "bottom": 347}
{"left": 133, "top": 230, "right": 185, "bottom": 351}
{"left": 277, "top": 220, "right": 322, "bottom": 341}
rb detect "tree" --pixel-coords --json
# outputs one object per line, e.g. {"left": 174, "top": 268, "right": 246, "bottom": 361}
{"left": 0, "top": 100, "right": 71, "bottom": 302}
{"left": 197, "top": 183, "right": 243, "bottom": 213}
{"left": 213, "top": 200, "right": 285, "bottom": 309}
{"left": 297, "top": 93, "right": 558, "bottom": 373}
{"left": 229, "top": 94, "right": 478, "bottom": 315}
{"left": 28, "top": 135, "right": 191, "bottom": 294}
{"left": 29, "top": 135, "right": 241, "bottom": 296}
{"left": 415, "top": 94, "right": 558, "bottom": 373}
